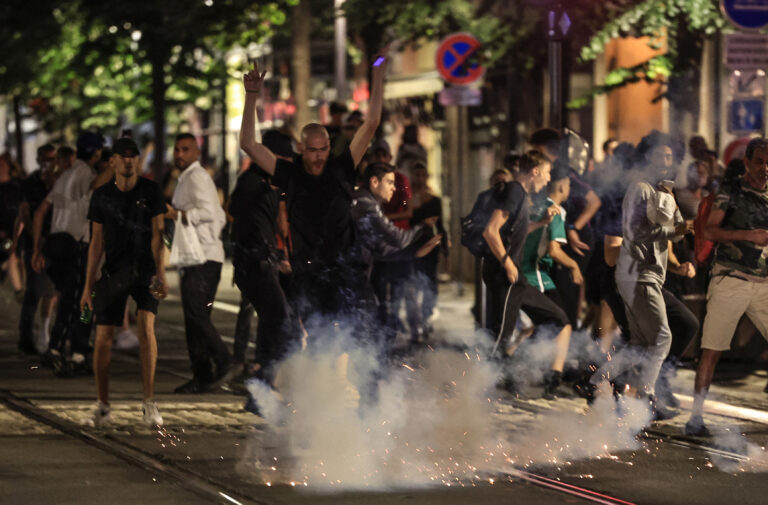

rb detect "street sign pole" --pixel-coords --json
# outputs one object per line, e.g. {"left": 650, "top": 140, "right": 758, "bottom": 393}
{"left": 548, "top": 37, "right": 563, "bottom": 128}
{"left": 546, "top": 3, "right": 571, "bottom": 129}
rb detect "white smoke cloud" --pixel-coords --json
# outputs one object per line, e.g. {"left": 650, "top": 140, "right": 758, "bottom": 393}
{"left": 243, "top": 319, "right": 664, "bottom": 491}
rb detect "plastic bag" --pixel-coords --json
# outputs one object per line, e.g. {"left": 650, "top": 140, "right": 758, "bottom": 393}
{"left": 169, "top": 215, "right": 205, "bottom": 267}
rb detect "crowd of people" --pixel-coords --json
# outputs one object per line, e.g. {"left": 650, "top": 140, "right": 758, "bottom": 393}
{"left": 2, "top": 48, "right": 768, "bottom": 437}
{"left": 480, "top": 129, "right": 768, "bottom": 437}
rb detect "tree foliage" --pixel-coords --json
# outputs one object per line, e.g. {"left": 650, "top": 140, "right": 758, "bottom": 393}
{"left": 570, "top": 0, "right": 728, "bottom": 108}
{"left": 2, "top": 0, "right": 296, "bottom": 141}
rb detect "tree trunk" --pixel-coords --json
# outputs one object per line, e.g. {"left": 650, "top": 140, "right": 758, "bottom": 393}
{"left": 291, "top": 0, "right": 312, "bottom": 129}
{"left": 13, "top": 95, "right": 24, "bottom": 172}
{"left": 150, "top": 48, "right": 168, "bottom": 182}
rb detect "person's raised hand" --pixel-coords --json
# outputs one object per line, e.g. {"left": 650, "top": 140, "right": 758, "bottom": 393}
{"left": 243, "top": 62, "right": 267, "bottom": 95}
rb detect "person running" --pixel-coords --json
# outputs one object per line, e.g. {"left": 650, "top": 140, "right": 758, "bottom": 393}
{"left": 481, "top": 150, "right": 572, "bottom": 392}
{"left": 520, "top": 164, "right": 582, "bottom": 397}
{"left": 79, "top": 138, "right": 167, "bottom": 427}
{"left": 686, "top": 137, "right": 768, "bottom": 436}
{"left": 592, "top": 132, "right": 690, "bottom": 420}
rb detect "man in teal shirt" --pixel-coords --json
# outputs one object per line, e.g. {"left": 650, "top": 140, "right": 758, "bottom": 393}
{"left": 522, "top": 166, "right": 584, "bottom": 298}
{"left": 519, "top": 165, "right": 583, "bottom": 397}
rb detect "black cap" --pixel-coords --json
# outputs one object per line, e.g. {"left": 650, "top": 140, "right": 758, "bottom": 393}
{"left": 76, "top": 132, "right": 104, "bottom": 158}
{"left": 113, "top": 137, "right": 140, "bottom": 157}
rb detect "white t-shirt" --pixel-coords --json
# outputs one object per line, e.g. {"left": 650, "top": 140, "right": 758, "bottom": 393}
{"left": 46, "top": 159, "right": 95, "bottom": 242}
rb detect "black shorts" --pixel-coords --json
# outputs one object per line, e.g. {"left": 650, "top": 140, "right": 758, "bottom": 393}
{"left": 94, "top": 269, "right": 159, "bottom": 326}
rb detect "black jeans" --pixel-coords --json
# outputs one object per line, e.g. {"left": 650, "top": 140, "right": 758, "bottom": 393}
{"left": 232, "top": 296, "right": 255, "bottom": 365}
{"left": 482, "top": 257, "right": 570, "bottom": 358}
{"left": 235, "top": 259, "right": 298, "bottom": 383}
{"left": 46, "top": 239, "right": 91, "bottom": 355}
{"left": 414, "top": 254, "right": 439, "bottom": 327}
{"left": 18, "top": 245, "right": 45, "bottom": 347}
{"left": 180, "top": 261, "right": 229, "bottom": 382}
{"left": 371, "top": 259, "right": 419, "bottom": 343}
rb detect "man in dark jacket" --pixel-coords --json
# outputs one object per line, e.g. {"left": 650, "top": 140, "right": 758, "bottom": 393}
{"left": 349, "top": 162, "right": 441, "bottom": 348}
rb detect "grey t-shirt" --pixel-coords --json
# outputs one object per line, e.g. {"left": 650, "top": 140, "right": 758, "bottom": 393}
{"left": 615, "top": 180, "right": 684, "bottom": 285}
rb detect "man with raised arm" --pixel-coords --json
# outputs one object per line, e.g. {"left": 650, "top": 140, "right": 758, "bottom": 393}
{"left": 240, "top": 49, "right": 387, "bottom": 318}
{"left": 79, "top": 138, "right": 167, "bottom": 427}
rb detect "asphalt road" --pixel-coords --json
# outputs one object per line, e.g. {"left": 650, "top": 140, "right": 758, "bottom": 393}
{"left": 2, "top": 263, "right": 768, "bottom": 505}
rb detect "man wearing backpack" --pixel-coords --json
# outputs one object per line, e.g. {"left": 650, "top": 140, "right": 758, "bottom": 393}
{"left": 481, "top": 151, "right": 572, "bottom": 391}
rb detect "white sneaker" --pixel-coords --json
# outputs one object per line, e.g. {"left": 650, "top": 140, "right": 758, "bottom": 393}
{"left": 142, "top": 400, "right": 163, "bottom": 427}
{"left": 82, "top": 401, "right": 111, "bottom": 428}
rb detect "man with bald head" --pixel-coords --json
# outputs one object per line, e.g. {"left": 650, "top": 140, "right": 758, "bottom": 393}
{"left": 168, "top": 133, "right": 229, "bottom": 393}
{"left": 240, "top": 49, "right": 387, "bottom": 318}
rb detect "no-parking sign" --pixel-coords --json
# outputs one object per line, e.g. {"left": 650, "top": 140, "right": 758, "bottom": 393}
{"left": 435, "top": 33, "right": 484, "bottom": 85}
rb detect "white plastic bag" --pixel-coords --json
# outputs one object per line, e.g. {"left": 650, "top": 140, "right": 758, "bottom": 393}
{"left": 169, "top": 215, "right": 206, "bottom": 267}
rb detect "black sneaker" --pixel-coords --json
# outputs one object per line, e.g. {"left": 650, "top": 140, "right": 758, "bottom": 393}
{"left": 174, "top": 378, "right": 208, "bottom": 394}
{"left": 542, "top": 370, "right": 563, "bottom": 400}
{"left": 209, "top": 363, "right": 235, "bottom": 391}
{"left": 52, "top": 355, "right": 74, "bottom": 378}
{"left": 71, "top": 358, "right": 93, "bottom": 377}
{"left": 40, "top": 349, "right": 59, "bottom": 369}
{"left": 243, "top": 395, "right": 262, "bottom": 416}
{"left": 684, "top": 415, "right": 711, "bottom": 437}
{"left": 17, "top": 340, "right": 38, "bottom": 356}
{"left": 649, "top": 395, "right": 677, "bottom": 421}
{"left": 497, "top": 377, "right": 526, "bottom": 399}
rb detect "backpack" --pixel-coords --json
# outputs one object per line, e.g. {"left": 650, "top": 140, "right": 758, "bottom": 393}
{"left": 461, "top": 183, "right": 511, "bottom": 257}
{"left": 693, "top": 193, "right": 716, "bottom": 266}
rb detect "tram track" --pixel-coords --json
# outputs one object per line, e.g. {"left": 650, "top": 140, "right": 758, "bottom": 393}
{"left": 0, "top": 389, "right": 263, "bottom": 505}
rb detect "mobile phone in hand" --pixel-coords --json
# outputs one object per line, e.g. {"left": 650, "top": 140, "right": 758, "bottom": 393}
{"left": 372, "top": 56, "right": 385, "bottom": 67}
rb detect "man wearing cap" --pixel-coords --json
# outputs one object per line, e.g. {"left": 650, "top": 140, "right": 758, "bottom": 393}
{"left": 79, "top": 138, "right": 167, "bottom": 427}
{"left": 166, "top": 133, "right": 230, "bottom": 394}
{"left": 31, "top": 132, "right": 113, "bottom": 376}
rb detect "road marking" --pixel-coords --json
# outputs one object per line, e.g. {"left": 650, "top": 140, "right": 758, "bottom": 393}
{"left": 675, "top": 393, "right": 768, "bottom": 425}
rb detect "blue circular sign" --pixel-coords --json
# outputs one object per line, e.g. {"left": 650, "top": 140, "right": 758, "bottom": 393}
{"left": 722, "top": 0, "right": 768, "bottom": 30}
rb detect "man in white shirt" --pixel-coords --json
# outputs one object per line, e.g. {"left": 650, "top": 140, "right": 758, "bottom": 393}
{"left": 167, "top": 133, "right": 230, "bottom": 393}
{"left": 31, "top": 132, "right": 113, "bottom": 376}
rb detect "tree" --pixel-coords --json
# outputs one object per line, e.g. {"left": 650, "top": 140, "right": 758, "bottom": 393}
{"left": 570, "top": 0, "right": 728, "bottom": 134}
{"left": 73, "top": 0, "right": 295, "bottom": 178}
{"left": 0, "top": 0, "right": 64, "bottom": 165}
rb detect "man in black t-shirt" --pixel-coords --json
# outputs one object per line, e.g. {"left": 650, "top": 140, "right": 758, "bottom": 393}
{"left": 482, "top": 151, "right": 572, "bottom": 396}
{"left": 229, "top": 162, "right": 298, "bottom": 391}
{"left": 80, "top": 138, "right": 167, "bottom": 428}
{"left": 240, "top": 50, "right": 387, "bottom": 318}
